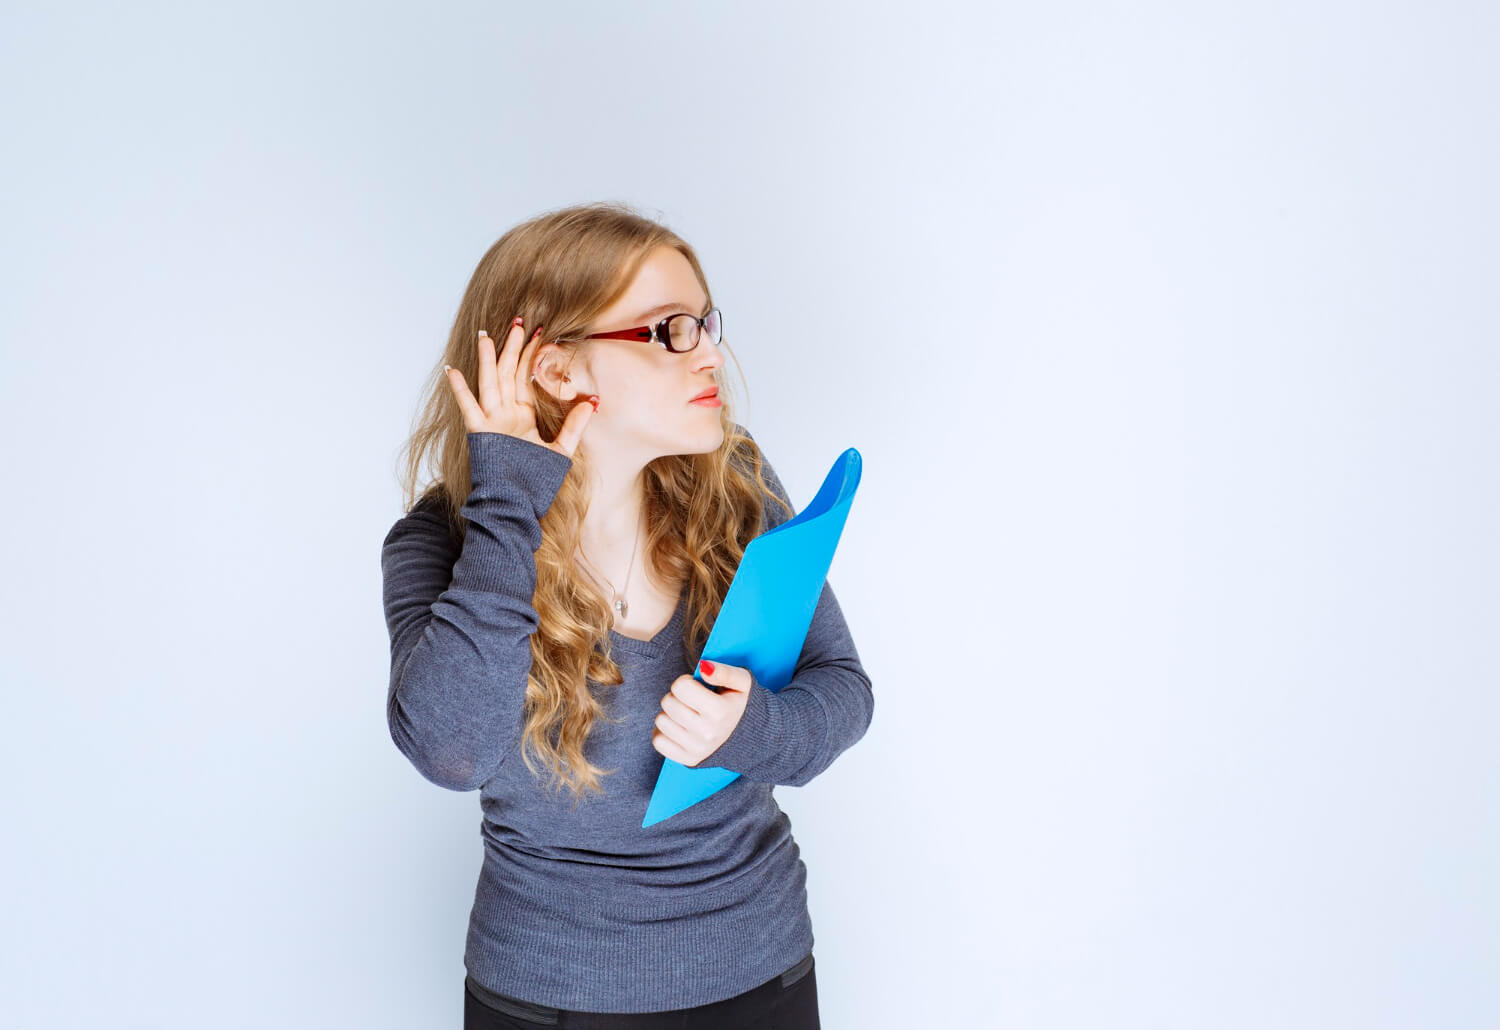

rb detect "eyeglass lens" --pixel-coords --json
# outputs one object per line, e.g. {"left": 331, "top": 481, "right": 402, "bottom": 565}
{"left": 665, "top": 309, "right": 722, "bottom": 352}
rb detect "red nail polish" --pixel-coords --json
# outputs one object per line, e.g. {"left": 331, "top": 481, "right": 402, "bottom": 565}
{"left": 512, "top": 316, "right": 524, "bottom": 326}
{"left": 589, "top": 395, "right": 600, "bottom": 411}
{"left": 699, "top": 660, "right": 715, "bottom": 675}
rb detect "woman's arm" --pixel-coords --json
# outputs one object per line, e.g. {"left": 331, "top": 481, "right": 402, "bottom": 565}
{"left": 380, "top": 431, "right": 573, "bottom": 791}
{"left": 701, "top": 433, "right": 875, "bottom": 786}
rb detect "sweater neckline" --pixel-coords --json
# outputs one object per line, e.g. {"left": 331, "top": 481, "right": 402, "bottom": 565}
{"left": 607, "top": 589, "right": 688, "bottom": 658}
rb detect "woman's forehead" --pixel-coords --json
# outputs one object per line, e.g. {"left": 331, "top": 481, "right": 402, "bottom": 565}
{"left": 606, "top": 248, "right": 708, "bottom": 323}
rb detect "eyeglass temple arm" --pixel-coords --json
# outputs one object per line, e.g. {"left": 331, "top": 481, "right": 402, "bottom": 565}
{"left": 582, "top": 327, "right": 656, "bottom": 342}
{"left": 577, "top": 309, "right": 716, "bottom": 344}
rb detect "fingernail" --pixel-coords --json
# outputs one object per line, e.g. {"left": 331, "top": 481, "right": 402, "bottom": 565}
{"left": 512, "top": 316, "right": 524, "bottom": 327}
{"left": 699, "top": 660, "right": 715, "bottom": 675}
{"left": 589, "top": 395, "right": 600, "bottom": 411}
{"left": 443, "top": 364, "right": 451, "bottom": 372}
{"left": 477, "top": 330, "right": 487, "bottom": 338}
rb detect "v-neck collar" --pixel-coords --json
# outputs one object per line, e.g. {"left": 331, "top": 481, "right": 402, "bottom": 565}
{"left": 607, "top": 590, "right": 689, "bottom": 659}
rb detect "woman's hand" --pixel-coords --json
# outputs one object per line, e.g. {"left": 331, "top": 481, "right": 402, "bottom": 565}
{"left": 443, "top": 318, "right": 598, "bottom": 460}
{"left": 652, "top": 659, "right": 754, "bottom": 768}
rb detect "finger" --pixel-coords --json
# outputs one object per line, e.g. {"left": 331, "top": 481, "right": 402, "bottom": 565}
{"left": 473, "top": 329, "right": 499, "bottom": 414}
{"left": 515, "top": 327, "right": 542, "bottom": 401}
{"left": 654, "top": 711, "right": 693, "bottom": 751}
{"left": 669, "top": 676, "right": 716, "bottom": 711}
{"left": 696, "top": 658, "right": 747, "bottom": 695}
{"left": 481, "top": 320, "right": 523, "bottom": 413}
{"left": 443, "top": 364, "right": 485, "bottom": 429}
{"left": 494, "top": 320, "right": 529, "bottom": 409}
{"left": 553, "top": 393, "right": 598, "bottom": 457}
{"left": 661, "top": 692, "right": 701, "bottom": 727}
{"left": 652, "top": 728, "right": 693, "bottom": 766}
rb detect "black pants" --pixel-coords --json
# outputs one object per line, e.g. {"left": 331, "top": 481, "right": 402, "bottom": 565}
{"left": 463, "top": 952, "right": 819, "bottom": 1029}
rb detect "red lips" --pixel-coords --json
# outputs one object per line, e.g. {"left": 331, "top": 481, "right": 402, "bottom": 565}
{"left": 690, "top": 387, "right": 719, "bottom": 401}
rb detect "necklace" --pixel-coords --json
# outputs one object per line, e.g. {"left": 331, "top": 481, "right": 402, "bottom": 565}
{"left": 577, "top": 505, "right": 643, "bottom": 621}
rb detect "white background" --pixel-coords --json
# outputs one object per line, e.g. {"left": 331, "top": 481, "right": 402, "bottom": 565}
{"left": 2, "top": 2, "right": 1495, "bottom": 1027}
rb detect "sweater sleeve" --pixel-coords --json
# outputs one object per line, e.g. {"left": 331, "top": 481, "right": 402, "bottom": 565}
{"left": 380, "top": 431, "right": 574, "bottom": 792}
{"left": 699, "top": 432, "right": 874, "bottom": 787}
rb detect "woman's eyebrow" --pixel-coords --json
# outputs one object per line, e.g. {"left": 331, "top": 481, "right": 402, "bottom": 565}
{"left": 633, "top": 300, "right": 711, "bottom": 322}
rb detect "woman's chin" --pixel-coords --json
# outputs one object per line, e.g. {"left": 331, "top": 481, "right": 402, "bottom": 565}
{"left": 680, "top": 421, "right": 726, "bottom": 455}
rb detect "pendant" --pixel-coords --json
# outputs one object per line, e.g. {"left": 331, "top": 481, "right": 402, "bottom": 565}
{"left": 613, "top": 596, "right": 628, "bottom": 618}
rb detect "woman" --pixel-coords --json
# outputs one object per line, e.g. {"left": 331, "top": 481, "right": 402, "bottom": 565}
{"left": 380, "top": 201, "right": 874, "bottom": 1028}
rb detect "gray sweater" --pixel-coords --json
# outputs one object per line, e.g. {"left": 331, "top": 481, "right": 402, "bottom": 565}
{"left": 380, "top": 428, "right": 873, "bottom": 1013}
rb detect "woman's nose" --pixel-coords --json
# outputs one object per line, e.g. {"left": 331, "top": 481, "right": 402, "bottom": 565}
{"left": 693, "top": 336, "right": 726, "bottom": 371}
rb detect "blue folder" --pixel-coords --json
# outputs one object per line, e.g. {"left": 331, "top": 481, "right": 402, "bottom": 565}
{"left": 642, "top": 446, "right": 864, "bottom": 827}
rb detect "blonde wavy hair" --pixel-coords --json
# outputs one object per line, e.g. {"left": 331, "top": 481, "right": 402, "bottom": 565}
{"left": 393, "top": 201, "right": 793, "bottom": 804}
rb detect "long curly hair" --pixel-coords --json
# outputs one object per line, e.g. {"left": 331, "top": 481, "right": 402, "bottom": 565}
{"left": 392, "top": 201, "right": 793, "bottom": 804}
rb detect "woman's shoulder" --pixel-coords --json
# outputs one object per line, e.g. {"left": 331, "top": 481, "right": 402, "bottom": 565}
{"left": 726, "top": 422, "right": 763, "bottom": 470}
{"left": 411, "top": 487, "right": 450, "bottom": 518}
{"left": 383, "top": 487, "right": 460, "bottom": 551}
{"left": 726, "top": 423, "right": 795, "bottom": 530}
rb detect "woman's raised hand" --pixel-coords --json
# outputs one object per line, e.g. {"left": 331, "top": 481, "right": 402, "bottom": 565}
{"left": 444, "top": 318, "right": 598, "bottom": 460}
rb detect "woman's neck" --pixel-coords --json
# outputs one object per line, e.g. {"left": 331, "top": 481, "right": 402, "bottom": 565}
{"left": 577, "top": 467, "right": 648, "bottom": 582}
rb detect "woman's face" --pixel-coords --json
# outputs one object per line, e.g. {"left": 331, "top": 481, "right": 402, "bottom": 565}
{"left": 566, "top": 244, "right": 727, "bottom": 459}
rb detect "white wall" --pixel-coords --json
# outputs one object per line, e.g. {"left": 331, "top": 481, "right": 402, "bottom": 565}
{"left": 1, "top": 1, "right": 1495, "bottom": 1027}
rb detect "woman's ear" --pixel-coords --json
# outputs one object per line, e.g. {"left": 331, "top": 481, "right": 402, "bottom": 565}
{"left": 528, "top": 343, "right": 569, "bottom": 398}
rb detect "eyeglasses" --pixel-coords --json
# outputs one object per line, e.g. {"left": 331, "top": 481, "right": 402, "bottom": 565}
{"left": 569, "top": 307, "right": 723, "bottom": 354}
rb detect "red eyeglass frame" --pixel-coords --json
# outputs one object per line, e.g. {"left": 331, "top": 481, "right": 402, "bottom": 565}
{"left": 565, "top": 307, "right": 723, "bottom": 353}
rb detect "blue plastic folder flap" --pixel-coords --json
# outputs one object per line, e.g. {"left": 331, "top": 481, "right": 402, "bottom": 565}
{"left": 643, "top": 446, "right": 862, "bottom": 827}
